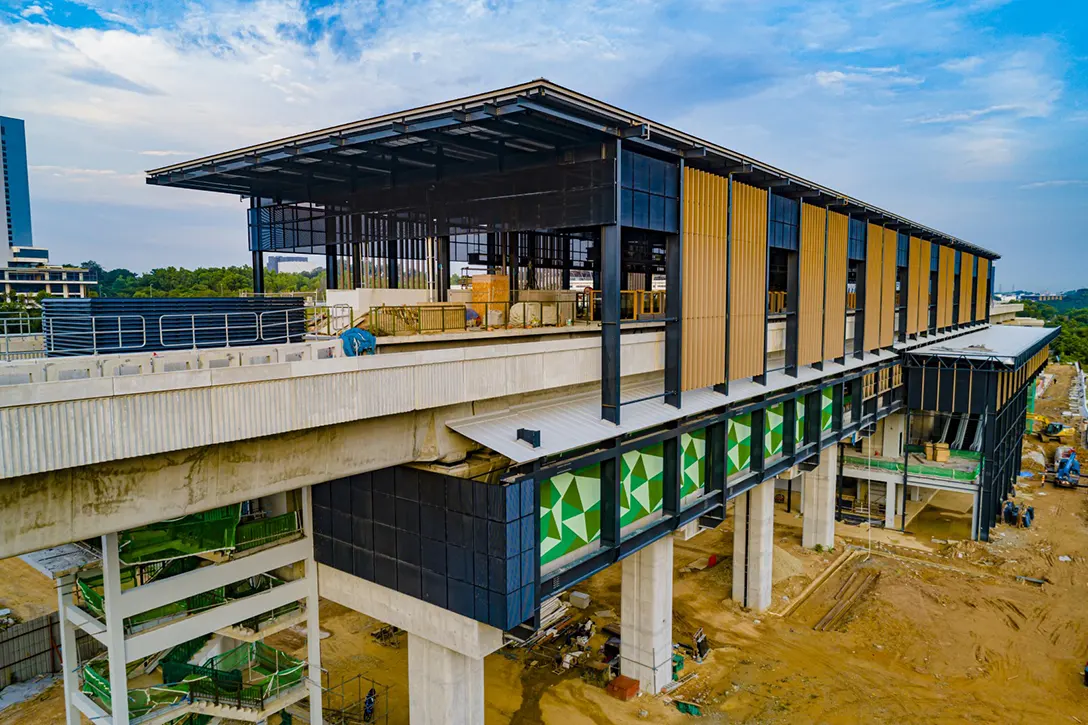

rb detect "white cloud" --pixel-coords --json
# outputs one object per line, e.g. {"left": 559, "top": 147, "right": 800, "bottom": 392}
{"left": 941, "top": 56, "right": 984, "bottom": 74}
{"left": 1019, "top": 180, "right": 1088, "bottom": 190}
{"left": 20, "top": 5, "right": 46, "bottom": 19}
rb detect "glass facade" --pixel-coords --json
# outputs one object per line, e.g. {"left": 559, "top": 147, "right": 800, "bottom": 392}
{"left": 619, "top": 150, "right": 679, "bottom": 232}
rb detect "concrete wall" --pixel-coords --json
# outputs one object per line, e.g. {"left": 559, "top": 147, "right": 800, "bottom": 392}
{"left": 0, "top": 368, "right": 663, "bottom": 559}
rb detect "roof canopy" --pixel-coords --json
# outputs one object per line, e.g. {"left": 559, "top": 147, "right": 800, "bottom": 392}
{"left": 905, "top": 325, "right": 1059, "bottom": 369}
{"left": 146, "top": 79, "right": 998, "bottom": 260}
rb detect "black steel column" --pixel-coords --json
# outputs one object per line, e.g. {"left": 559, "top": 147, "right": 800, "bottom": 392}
{"left": 325, "top": 215, "right": 339, "bottom": 291}
{"left": 784, "top": 397, "right": 797, "bottom": 459}
{"left": 663, "top": 432, "right": 680, "bottom": 516}
{"left": 785, "top": 248, "right": 800, "bottom": 376}
{"left": 718, "top": 173, "right": 734, "bottom": 394}
{"left": 600, "top": 451, "right": 621, "bottom": 549}
{"left": 665, "top": 160, "right": 683, "bottom": 409}
{"left": 386, "top": 236, "right": 398, "bottom": 289}
{"left": 437, "top": 235, "right": 451, "bottom": 302}
{"left": 601, "top": 140, "right": 623, "bottom": 424}
{"left": 561, "top": 235, "right": 571, "bottom": 291}
{"left": 251, "top": 250, "right": 264, "bottom": 293}
{"left": 351, "top": 214, "right": 363, "bottom": 289}
{"left": 487, "top": 232, "right": 498, "bottom": 274}
{"left": 756, "top": 190, "right": 772, "bottom": 385}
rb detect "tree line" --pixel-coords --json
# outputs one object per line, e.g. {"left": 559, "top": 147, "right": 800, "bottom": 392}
{"left": 1021, "top": 298, "right": 1088, "bottom": 365}
{"left": 80, "top": 261, "right": 323, "bottom": 298}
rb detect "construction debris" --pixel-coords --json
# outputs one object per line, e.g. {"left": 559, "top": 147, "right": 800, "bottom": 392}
{"left": 569, "top": 591, "right": 591, "bottom": 609}
{"left": 814, "top": 570, "right": 881, "bottom": 632}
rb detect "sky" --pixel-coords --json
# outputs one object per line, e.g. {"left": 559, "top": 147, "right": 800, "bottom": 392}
{"left": 0, "top": 0, "right": 1085, "bottom": 291}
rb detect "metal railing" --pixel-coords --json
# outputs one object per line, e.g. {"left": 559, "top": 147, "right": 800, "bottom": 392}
{"left": 43, "top": 315, "right": 148, "bottom": 355}
{"left": 29, "top": 307, "right": 344, "bottom": 356}
{"left": 259, "top": 304, "right": 353, "bottom": 340}
{"left": 768, "top": 290, "right": 787, "bottom": 314}
{"left": 158, "top": 313, "right": 260, "bottom": 349}
{"left": 581, "top": 289, "right": 666, "bottom": 322}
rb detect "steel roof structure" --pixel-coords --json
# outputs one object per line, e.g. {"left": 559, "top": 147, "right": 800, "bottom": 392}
{"left": 146, "top": 79, "right": 998, "bottom": 260}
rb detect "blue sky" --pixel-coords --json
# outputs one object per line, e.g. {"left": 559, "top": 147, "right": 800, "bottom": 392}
{"left": 0, "top": 0, "right": 1084, "bottom": 290}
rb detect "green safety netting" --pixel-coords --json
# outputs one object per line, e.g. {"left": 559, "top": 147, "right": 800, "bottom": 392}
{"left": 81, "top": 640, "right": 305, "bottom": 718}
{"left": 82, "top": 660, "right": 194, "bottom": 718}
{"left": 117, "top": 508, "right": 301, "bottom": 564}
{"left": 844, "top": 447, "right": 982, "bottom": 482}
{"left": 119, "top": 505, "right": 243, "bottom": 564}
{"left": 76, "top": 573, "right": 292, "bottom": 631}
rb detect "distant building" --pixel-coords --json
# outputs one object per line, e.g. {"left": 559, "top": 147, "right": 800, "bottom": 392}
{"left": 0, "top": 116, "right": 95, "bottom": 299}
{"left": 267, "top": 255, "right": 318, "bottom": 274}
{"left": 2, "top": 116, "right": 34, "bottom": 255}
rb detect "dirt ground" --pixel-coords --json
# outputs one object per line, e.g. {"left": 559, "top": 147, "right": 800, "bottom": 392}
{"left": 4, "top": 366, "right": 1088, "bottom": 724}
{"left": 0, "top": 557, "right": 58, "bottom": 621}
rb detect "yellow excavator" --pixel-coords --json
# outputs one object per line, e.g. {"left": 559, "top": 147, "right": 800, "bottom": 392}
{"left": 1027, "top": 414, "right": 1076, "bottom": 443}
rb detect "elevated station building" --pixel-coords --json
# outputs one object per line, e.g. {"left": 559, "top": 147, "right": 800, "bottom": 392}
{"left": 0, "top": 80, "right": 1056, "bottom": 724}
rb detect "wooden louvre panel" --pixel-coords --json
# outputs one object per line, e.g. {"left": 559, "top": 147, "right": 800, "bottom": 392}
{"left": 937, "top": 245, "right": 953, "bottom": 328}
{"left": 906, "top": 236, "right": 921, "bottom": 335}
{"left": 880, "top": 228, "right": 896, "bottom": 347}
{"left": 680, "top": 167, "right": 728, "bottom": 391}
{"left": 823, "top": 211, "right": 849, "bottom": 361}
{"left": 729, "top": 180, "right": 768, "bottom": 380}
{"left": 916, "top": 239, "right": 932, "bottom": 332}
{"left": 975, "top": 257, "right": 989, "bottom": 320}
{"left": 945, "top": 247, "right": 957, "bottom": 327}
{"left": 958, "top": 252, "right": 974, "bottom": 324}
{"left": 797, "top": 203, "right": 826, "bottom": 366}
{"left": 864, "top": 223, "right": 884, "bottom": 351}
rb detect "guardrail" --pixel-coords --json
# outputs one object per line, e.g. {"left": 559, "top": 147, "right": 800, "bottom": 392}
{"left": 32, "top": 305, "right": 353, "bottom": 357}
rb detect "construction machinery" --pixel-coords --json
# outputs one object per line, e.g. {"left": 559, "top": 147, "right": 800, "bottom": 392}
{"left": 1027, "top": 414, "right": 1076, "bottom": 443}
{"left": 1046, "top": 446, "right": 1082, "bottom": 488}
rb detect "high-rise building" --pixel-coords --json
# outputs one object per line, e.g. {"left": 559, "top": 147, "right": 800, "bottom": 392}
{"left": 1, "top": 116, "right": 34, "bottom": 259}
{"left": 0, "top": 116, "right": 96, "bottom": 298}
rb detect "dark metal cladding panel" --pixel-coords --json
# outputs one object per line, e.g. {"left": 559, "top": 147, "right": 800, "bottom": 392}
{"left": 954, "top": 369, "right": 972, "bottom": 413}
{"left": 41, "top": 297, "right": 305, "bottom": 356}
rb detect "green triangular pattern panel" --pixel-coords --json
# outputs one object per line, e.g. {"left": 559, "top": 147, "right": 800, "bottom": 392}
{"left": 728, "top": 413, "right": 752, "bottom": 477}
{"left": 620, "top": 443, "right": 663, "bottom": 529}
{"left": 821, "top": 387, "right": 834, "bottom": 432}
{"left": 764, "top": 403, "right": 785, "bottom": 459}
{"left": 540, "top": 463, "right": 602, "bottom": 566}
{"left": 681, "top": 428, "right": 707, "bottom": 498}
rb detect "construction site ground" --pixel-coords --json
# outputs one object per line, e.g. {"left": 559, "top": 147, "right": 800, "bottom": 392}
{"left": 2, "top": 365, "right": 1085, "bottom": 724}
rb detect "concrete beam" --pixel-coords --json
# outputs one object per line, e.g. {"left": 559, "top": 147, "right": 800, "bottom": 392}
{"left": 0, "top": 372, "right": 660, "bottom": 559}
{"left": 318, "top": 564, "right": 503, "bottom": 660}
{"left": 125, "top": 578, "right": 308, "bottom": 661}
{"left": 118, "top": 539, "right": 309, "bottom": 617}
{"left": 64, "top": 604, "right": 109, "bottom": 645}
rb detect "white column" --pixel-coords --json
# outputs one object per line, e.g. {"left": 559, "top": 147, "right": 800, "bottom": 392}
{"left": 884, "top": 480, "right": 899, "bottom": 530}
{"left": 802, "top": 446, "right": 837, "bottom": 550}
{"left": 408, "top": 633, "right": 485, "bottom": 725}
{"left": 732, "top": 479, "right": 774, "bottom": 612}
{"left": 301, "top": 485, "right": 324, "bottom": 724}
{"left": 620, "top": 536, "right": 673, "bottom": 694}
{"left": 101, "top": 532, "right": 129, "bottom": 723}
{"left": 56, "top": 575, "right": 81, "bottom": 725}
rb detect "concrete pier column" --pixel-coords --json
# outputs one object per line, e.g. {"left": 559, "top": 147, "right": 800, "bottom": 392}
{"left": 101, "top": 532, "right": 129, "bottom": 723}
{"left": 620, "top": 536, "right": 674, "bottom": 694}
{"left": 884, "top": 481, "right": 899, "bottom": 530}
{"left": 319, "top": 566, "right": 504, "bottom": 725}
{"left": 408, "top": 633, "right": 486, "bottom": 725}
{"left": 300, "top": 485, "right": 324, "bottom": 722}
{"left": 56, "top": 575, "right": 81, "bottom": 725}
{"left": 732, "top": 479, "right": 774, "bottom": 612}
{"left": 802, "top": 446, "right": 838, "bottom": 550}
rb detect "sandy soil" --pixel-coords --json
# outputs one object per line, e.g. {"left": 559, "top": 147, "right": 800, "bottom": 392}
{"left": 0, "top": 557, "right": 58, "bottom": 621}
